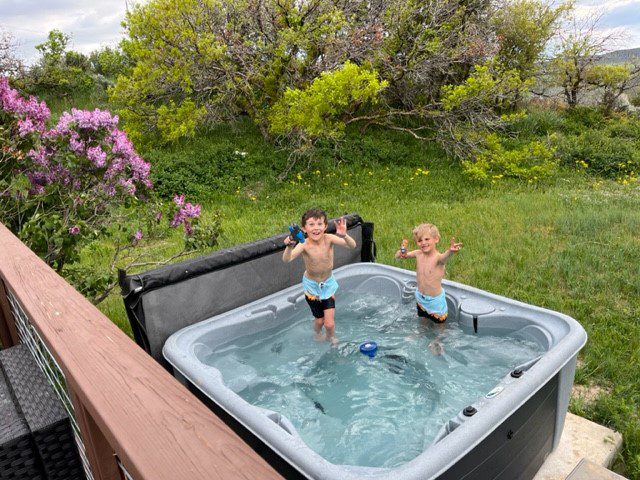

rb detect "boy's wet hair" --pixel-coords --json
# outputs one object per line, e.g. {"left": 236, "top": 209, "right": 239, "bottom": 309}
{"left": 412, "top": 223, "right": 440, "bottom": 240}
{"left": 301, "top": 208, "right": 328, "bottom": 226}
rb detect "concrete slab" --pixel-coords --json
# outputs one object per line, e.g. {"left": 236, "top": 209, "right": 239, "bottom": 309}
{"left": 566, "top": 458, "right": 627, "bottom": 480}
{"left": 534, "top": 412, "right": 624, "bottom": 480}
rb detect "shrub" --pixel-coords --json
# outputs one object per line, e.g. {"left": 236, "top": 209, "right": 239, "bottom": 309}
{"left": 554, "top": 130, "right": 640, "bottom": 180}
{"left": 269, "top": 62, "right": 387, "bottom": 148}
{"left": 506, "top": 108, "right": 566, "bottom": 138}
{"left": 148, "top": 141, "right": 286, "bottom": 200}
{"left": 561, "top": 106, "right": 606, "bottom": 133}
{"left": 605, "top": 117, "right": 640, "bottom": 139}
{"left": 1, "top": 77, "right": 220, "bottom": 297}
{"left": 462, "top": 133, "right": 558, "bottom": 182}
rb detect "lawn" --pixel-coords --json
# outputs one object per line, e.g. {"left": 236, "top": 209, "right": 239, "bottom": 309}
{"left": 80, "top": 121, "right": 639, "bottom": 478}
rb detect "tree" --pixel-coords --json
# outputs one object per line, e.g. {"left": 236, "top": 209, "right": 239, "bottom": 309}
{"left": 492, "top": 0, "right": 568, "bottom": 84}
{"left": 89, "top": 46, "right": 131, "bottom": 80}
{"left": 586, "top": 63, "right": 640, "bottom": 115}
{"left": 548, "top": 13, "right": 616, "bottom": 108}
{"left": 111, "top": 0, "right": 556, "bottom": 170}
{"left": 269, "top": 61, "right": 388, "bottom": 150}
{"left": 112, "top": 0, "right": 379, "bottom": 143}
{"left": 35, "top": 30, "right": 68, "bottom": 67}
{"left": 0, "top": 27, "right": 24, "bottom": 77}
{"left": 27, "top": 30, "right": 95, "bottom": 95}
{"left": 113, "top": 0, "right": 516, "bottom": 145}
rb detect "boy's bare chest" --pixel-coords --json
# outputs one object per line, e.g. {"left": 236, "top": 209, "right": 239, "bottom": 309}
{"left": 303, "top": 242, "right": 333, "bottom": 263}
{"left": 416, "top": 256, "right": 444, "bottom": 277}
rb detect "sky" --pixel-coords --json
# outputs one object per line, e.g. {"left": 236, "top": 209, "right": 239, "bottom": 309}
{"left": 2, "top": 0, "right": 640, "bottom": 65}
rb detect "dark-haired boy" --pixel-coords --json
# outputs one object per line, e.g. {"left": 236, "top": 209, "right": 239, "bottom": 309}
{"left": 283, "top": 209, "right": 356, "bottom": 344}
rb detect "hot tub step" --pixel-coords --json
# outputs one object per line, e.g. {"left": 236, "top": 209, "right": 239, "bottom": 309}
{"left": 565, "top": 458, "right": 627, "bottom": 480}
{"left": 534, "top": 413, "right": 624, "bottom": 480}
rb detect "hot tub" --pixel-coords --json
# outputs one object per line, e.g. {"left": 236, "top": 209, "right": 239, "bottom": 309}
{"left": 163, "top": 263, "right": 586, "bottom": 480}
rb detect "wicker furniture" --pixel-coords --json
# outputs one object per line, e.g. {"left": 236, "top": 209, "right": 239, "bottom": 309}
{"left": 0, "top": 345, "right": 85, "bottom": 480}
{"left": 0, "top": 368, "right": 42, "bottom": 480}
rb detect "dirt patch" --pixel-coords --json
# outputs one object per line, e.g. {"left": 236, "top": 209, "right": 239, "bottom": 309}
{"left": 572, "top": 383, "right": 609, "bottom": 406}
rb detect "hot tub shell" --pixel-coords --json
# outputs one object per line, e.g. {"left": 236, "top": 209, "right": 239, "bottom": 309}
{"left": 163, "top": 263, "right": 587, "bottom": 480}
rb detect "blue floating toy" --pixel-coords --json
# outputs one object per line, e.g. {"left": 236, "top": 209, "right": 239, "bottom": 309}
{"left": 359, "top": 341, "right": 378, "bottom": 358}
{"left": 288, "top": 224, "right": 305, "bottom": 244}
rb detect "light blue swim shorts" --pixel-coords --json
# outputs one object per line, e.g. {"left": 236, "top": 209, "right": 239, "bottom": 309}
{"left": 302, "top": 274, "right": 339, "bottom": 300}
{"left": 415, "top": 289, "right": 448, "bottom": 316}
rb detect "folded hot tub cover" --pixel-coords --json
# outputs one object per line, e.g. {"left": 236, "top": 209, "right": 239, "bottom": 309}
{"left": 119, "top": 213, "right": 375, "bottom": 365}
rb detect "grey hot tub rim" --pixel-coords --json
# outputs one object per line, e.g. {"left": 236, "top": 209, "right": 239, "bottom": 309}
{"left": 163, "top": 263, "right": 587, "bottom": 480}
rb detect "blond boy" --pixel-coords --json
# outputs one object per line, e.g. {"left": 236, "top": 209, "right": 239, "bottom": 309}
{"left": 283, "top": 209, "right": 357, "bottom": 343}
{"left": 395, "top": 223, "right": 462, "bottom": 323}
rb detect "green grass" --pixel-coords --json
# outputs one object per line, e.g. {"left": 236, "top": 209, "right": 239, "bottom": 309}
{"left": 40, "top": 88, "right": 111, "bottom": 118}
{"left": 74, "top": 120, "right": 640, "bottom": 478}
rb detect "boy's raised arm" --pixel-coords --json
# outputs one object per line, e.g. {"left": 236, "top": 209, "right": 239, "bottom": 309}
{"left": 330, "top": 217, "right": 357, "bottom": 249}
{"left": 439, "top": 236, "right": 463, "bottom": 263}
{"left": 282, "top": 238, "right": 305, "bottom": 262}
{"left": 395, "top": 249, "right": 419, "bottom": 259}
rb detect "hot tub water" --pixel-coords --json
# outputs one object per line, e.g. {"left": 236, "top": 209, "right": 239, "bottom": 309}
{"left": 202, "top": 292, "right": 544, "bottom": 468}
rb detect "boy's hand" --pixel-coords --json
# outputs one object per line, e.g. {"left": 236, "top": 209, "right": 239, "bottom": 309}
{"left": 335, "top": 216, "right": 347, "bottom": 237}
{"left": 284, "top": 235, "right": 296, "bottom": 246}
{"left": 449, "top": 237, "right": 463, "bottom": 252}
{"left": 400, "top": 239, "right": 409, "bottom": 258}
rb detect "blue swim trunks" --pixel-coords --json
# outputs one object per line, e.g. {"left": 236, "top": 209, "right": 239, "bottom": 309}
{"left": 415, "top": 289, "right": 448, "bottom": 323}
{"left": 302, "top": 274, "right": 339, "bottom": 300}
{"left": 302, "top": 275, "right": 339, "bottom": 319}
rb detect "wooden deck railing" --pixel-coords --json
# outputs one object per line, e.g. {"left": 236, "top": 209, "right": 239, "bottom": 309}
{"left": 0, "top": 222, "right": 282, "bottom": 480}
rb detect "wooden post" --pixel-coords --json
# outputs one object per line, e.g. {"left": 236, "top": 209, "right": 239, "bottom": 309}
{"left": 69, "top": 388, "right": 121, "bottom": 480}
{"left": 0, "top": 279, "right": 19, "bottom": 348}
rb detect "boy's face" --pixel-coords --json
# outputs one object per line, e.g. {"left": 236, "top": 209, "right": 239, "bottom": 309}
{"left": 302, "top": 216, "right": 327, "bottom": 241}
{"left": 415, "top": 232, "right": 439, "bottom": 253}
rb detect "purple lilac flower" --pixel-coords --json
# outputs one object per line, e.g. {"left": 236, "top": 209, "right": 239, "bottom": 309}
{"left": 134, "top": 230, "right": 143, "bottom": 241}
{"left": 129, "top": 155, "right": 152, "bottom": 185}
{"left": 68, "top": 135, "right": 85, "bottom": 154}
{"left": 170, "top": 201, "right": 201, "bottom": 229}
{"left": 29, "top": 184, "right": 45, "bottom": 195}
{"left": 69, "top": 226, "right": 80, "bottom": 235}
{"left": 87, "top": 146, "right": 107, "bottom": 168}
{"left": 170, "top": 211, "right": 183, "bottom": 228}
{"left": 173, "top": 194, "right": 185, "bottom": 207}
{"left": 27, "top": 147, "right": 49, "bottom": 167}
{"left": 104, "top": 158, "right": 124, "bottom": 179}
{"left": 17, "top": 118, "right": 36, "bottom": 137}
{"left": 55, "top": 108, "right": 119, "bottom": 135}
{"left": 110, "top": 130, "right": 134, "bottom": 156}
{"left": 182, "top": 202, "right": 201, "bottom": 218}
{"left": 2, "top": 80, "right": 157, "bottom": 209}
{"left": 0, "top": 77, "right": 50, "bottom": 132}
{"left": 26, "top": 171, "right": 51, "bottom": 193}
{"left": 118, "top": 178, "right": 136, "bottom": 195}
{"left": 51, "top": 109, "right": 153, "bottom": 196}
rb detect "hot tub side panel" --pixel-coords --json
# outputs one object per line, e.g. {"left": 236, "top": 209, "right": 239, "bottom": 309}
{"left": 436, "top": 373, "right": 559, "bottom": 480}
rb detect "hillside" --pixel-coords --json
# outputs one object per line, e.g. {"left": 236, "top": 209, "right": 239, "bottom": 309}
{"left": 598, "top": 47, "right": 640, "bottom": 64}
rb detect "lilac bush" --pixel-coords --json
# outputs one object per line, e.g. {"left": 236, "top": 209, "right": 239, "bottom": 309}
{"left": 1, "top": 77, "right": 220, "bottom": 302}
